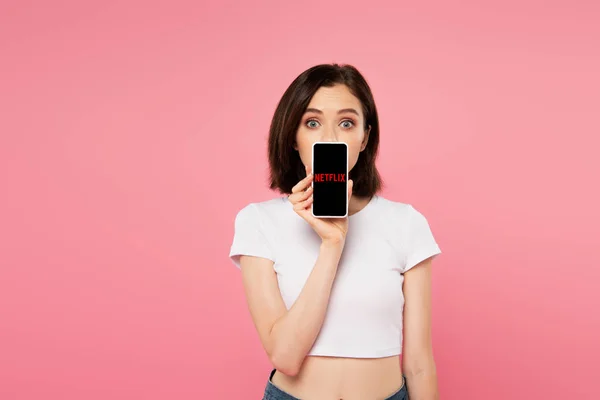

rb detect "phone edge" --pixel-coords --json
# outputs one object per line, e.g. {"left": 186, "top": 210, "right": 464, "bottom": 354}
{"left": 310, "top": 142, "right": 349, "bottom": 219}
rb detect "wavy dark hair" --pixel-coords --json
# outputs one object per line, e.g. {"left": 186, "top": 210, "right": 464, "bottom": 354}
{"left": 267, "top": 63, "right": 383, "bottom": 197}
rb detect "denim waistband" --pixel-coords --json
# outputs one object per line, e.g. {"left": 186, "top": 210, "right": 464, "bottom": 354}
{"left": 263, "top": 369, "right": 408, "bottom": 400}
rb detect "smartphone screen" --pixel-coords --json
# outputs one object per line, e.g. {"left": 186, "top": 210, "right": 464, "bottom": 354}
{"left": 311, "top": 142, "right": 348, "bottom": 218}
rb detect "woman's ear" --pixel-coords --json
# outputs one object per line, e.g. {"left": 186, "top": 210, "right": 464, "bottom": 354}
{"left": 361, "top": 125, "right": 371, "bottom": 151}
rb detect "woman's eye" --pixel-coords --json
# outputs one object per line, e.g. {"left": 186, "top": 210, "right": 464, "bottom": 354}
{"left": 305, "top": 119, "right": 355, "bottom": 129}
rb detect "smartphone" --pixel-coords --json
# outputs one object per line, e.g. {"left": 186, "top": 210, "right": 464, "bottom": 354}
{"left": 311, "top": 142, "right": 349, "bottom": 218}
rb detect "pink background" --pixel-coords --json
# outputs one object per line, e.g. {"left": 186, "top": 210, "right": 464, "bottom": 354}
{"left": 1, "top": 1, "right": 599, "bottom": 398}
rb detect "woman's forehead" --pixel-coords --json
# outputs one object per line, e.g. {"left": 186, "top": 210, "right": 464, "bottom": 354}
{"left": 306, "top": 87, "right": 362, "bottom": 115}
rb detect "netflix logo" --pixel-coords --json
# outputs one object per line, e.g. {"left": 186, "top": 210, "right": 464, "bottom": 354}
{"left": 314, "top": 173, "right": 346, "bottom": 182}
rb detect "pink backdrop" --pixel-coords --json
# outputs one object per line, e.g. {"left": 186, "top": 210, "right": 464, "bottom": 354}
{"left": 1, "top": 1, "right": 599, "bottom": 399}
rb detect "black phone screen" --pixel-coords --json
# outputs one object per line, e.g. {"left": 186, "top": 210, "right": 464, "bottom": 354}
{"left": 312, "top": 142, "right": 348, "bottom": 218}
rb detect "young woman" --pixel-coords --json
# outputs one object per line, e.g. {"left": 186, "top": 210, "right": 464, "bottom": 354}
{"left": 229, "top": 63, "right": 442, "bottom": 400}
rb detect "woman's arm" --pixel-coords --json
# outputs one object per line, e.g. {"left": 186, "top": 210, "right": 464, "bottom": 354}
{"left": 402, "top": 257, "right": 439, "bottom": 400}
{"left": 239, "top": 240, "right": 344, "bottom": 377}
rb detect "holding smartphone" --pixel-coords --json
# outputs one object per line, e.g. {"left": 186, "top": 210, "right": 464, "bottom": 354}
{"left": 311, "top": 142, "right": 349, "bottom": 218}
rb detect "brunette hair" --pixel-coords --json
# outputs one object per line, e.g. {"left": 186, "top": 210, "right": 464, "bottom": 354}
{"left": 267, "top": 63, "right": 383, "bottom": 197}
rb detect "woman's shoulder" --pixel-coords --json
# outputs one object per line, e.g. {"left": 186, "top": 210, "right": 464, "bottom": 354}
{"left": 372, "top": 194, "right": 417, "bottom": 218}
{"left": 375, "top": 195, "right": 439, "bottom": 238}
{"left": 233, "top": 195, "right": 289, "bottom": 220}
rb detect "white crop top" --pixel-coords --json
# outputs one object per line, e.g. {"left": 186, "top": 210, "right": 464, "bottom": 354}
{"left": 228, "top": 194, "right": 441, "bottom": 358}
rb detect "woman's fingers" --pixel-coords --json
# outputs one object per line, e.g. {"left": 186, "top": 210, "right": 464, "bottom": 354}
{"left": 293, "top": 194, "right": 313, "bottom": 212}
{"left": 291, "top": 172, "right": 313, "bottom": 194}
{"left": 289, "top": 185, "right": 313, "bottom": 203}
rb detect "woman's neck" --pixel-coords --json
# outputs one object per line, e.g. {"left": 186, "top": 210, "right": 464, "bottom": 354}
{"left": 348, "top": 195, "right": 372, "bottom": 216}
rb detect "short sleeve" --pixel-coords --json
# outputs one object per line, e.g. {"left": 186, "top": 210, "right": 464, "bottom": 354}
{"left": 228, "top": 203, "right": 275, "bottom": 269}
{"left": 402, "top": 205, "right": 442, "bottom": 273}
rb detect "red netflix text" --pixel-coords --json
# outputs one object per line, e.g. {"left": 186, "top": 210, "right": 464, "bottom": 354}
{"left": 314, "top": 173, "right": 346, "bottom": 182}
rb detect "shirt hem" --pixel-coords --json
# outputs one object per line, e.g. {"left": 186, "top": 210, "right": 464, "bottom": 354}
{"left": 404, "top": 245, "right": 441, "bottom": 273}
{"left": 307, "top": 345, "right": 401, "bottom": 358}
{"left": 229, "top": 248, "right": 276, "bottom": 269}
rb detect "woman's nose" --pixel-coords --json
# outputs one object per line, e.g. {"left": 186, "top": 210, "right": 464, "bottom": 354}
{"left": 321, "top": 127, "right": 338, "bottom": 142}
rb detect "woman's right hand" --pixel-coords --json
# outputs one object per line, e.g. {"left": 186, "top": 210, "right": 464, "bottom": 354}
{"left": 288, "top": 166, "right": 353, "bottom": 245}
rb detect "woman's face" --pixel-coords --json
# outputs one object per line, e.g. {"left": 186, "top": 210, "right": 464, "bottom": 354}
{"left": 295, "top": 84, "right": 370, "bottom": 173}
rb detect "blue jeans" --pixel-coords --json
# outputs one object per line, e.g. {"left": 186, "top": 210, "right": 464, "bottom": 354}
{"left": 263, "top": 369, "right": 409, "bottom": 400}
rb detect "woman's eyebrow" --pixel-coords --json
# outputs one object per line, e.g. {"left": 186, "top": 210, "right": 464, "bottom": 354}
{"left": 304, "top": 108, "right": 359, "bottom": 116}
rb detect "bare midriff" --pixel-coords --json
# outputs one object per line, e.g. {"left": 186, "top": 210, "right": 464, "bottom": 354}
{"left": 270, "top": 355, "right": 404, "bottom": 399}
